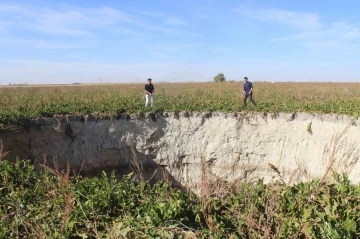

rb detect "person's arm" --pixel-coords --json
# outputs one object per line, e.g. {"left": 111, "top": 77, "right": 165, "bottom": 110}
{"left": 249, "top": 83, "right": 253, "bottom": 94}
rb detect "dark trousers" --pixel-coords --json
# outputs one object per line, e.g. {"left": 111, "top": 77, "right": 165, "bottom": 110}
{"left": 244, "top": 93, "right": 257, "bottom": 107}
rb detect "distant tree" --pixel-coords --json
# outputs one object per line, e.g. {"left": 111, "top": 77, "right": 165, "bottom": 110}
{"left": 213, "top": 73, "right": 226, "bottom": 83}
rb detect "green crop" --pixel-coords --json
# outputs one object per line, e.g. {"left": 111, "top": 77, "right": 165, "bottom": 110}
{"left": 0, "top": 82, "right": 360, "bottom": 126}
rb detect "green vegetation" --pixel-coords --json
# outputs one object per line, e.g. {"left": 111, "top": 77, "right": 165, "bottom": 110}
{"left": 0, "top": 82, "right": 360, "bottom": 126}
{"left": 1, "top": 159, "right": 360, "bottom": 238}
{"left": 213, "top": 73, "right": 226, "bottom": 83}
{"left": 1, "top": 82, "right": 360, "bottom": 238}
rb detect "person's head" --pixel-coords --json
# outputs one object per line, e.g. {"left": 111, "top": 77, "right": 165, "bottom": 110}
{"left": 147, "top": 78, "right": 152, "bottom": 83}
{"left": 244, "top": 77, "right": 248, "bottom": 82}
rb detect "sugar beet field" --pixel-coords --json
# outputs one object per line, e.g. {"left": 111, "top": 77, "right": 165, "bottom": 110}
{"left": 0, "top": 82, "right": 360, "bottom": 126}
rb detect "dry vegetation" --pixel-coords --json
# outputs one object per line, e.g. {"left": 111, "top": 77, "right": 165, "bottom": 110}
{"left": 1, "top": 82, "right": 360, "bottom": 126}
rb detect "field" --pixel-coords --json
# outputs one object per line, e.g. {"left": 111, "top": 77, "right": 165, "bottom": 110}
{"left": 2, "top": 82, "right": 360, "bottom": 238}
{"left": 1, "top": 159, "right": 360, "bottom": 238}
{"left": 1, "top": 82, "right": 360, "bottom": 126}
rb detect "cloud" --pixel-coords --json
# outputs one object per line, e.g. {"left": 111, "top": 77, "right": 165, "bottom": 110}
{"left": 35, "top": 10, "right": 92, "bottom": 35}
{"left": 0, "top": 4, "right": 27, "bottom": 13}
{"left": 273, "top": 21, "right": 360, "bottom": 51}
{"left": 0, "top": 2, "right": 199, "bottom": 70}
{"left": 0, "top": 20, "right": 5, "bottom": 29}
{"left": 235, "top": 5, "right": 360, "bottom": 51}
{"left": 301, "top": 40, "right": 338, "bottom": 50}
{"left": 344, "top": 28, "right": 360, "bottom": 39}
{"left": 165, "top": 15, "right": 186, "bottom": 26}
{"left": 333, "top": 22, "right": 360, "bottom": 40}
{"left": 141, "top": 42, "right": 200, "bottom": 59}
{"left": 0, "top": 4, "right": 131, "bottom": 36}
{"left": 132, "top": 22, "right": 180, "bottom": 36}
{"left": 0, "top": 3, "right": 187, "bottom": 37}
{"left": 265, "top": 62, "right": 291, "bottom": 70}
{"left": 196, "top": 14, "right": 208, "bottom": 19}
{"left": 237, "top": 5, "right": 322, "bottom": 30}
{"left": 0, "top": 5, "right": 100, "bottom": 35}
{"left": 0, "top": 38, "right": 76, "bottom": 49}
{"left": 313, "top": 61, "right": 336, "bottom": 67}
{"left": 128, "top": 10, "right": 187, "bottom": 36}
{"left": 135, "top": 10, "right": 187, "bottom": 26}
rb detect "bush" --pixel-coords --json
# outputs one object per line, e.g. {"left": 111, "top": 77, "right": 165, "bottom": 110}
{"left": 213, "top": 73, "right": 226, "bottom": 82}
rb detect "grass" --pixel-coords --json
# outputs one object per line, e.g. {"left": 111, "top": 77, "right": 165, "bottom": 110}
{"left": 0, "top": 82, "right": 360, "bottom": 126}
{"left": 1, "top": 159, "right": 360, "bottom": 238}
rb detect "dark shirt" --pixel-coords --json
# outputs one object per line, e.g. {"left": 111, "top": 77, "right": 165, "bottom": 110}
{"left": 244, "top": 82, "right": 253, "bottom": 94}
{"left": 145, "top": 84, "right": 154, "bottom": 94}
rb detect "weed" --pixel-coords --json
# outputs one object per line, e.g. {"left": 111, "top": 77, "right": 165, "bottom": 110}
{"left": 0, "top": 140, "right": 9, "bottom": 160}
{"left": 1, "top": 158, "right": 360, "bottom": 238}
{"left": 320, "top": 124, "right": 359, "bottom": 184}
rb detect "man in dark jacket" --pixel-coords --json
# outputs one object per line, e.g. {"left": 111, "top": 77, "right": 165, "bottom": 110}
{"left": 243, "top": 77, "right": 257, "bottom": 107}
{"left": 145, "top": 78, "right": 155, "bottom": 106}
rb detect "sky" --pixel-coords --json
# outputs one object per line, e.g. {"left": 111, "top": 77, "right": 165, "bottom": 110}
{"left": 1, "top": 0, "right": 360, "bottom": 84}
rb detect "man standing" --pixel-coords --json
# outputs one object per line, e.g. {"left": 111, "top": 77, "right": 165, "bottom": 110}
{"left": 145, "top": 78, "right": 155, "bottom": 107}
{"left": 243, "top": 77, "right": 257, "bottom": 107}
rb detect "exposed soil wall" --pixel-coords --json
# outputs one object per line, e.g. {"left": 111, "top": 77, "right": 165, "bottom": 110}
{"left": 1, "top": 112, "right": 360, "bottom": 188}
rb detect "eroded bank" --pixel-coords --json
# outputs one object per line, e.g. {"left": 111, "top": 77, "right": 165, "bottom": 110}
{"left": 1, "top": 112, "right": 360, "bottom": 188}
